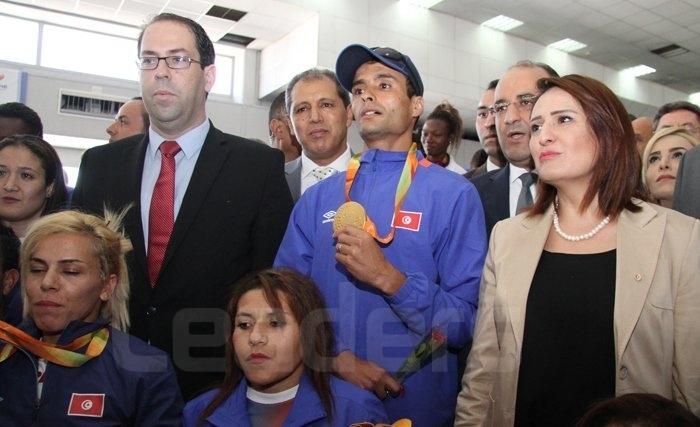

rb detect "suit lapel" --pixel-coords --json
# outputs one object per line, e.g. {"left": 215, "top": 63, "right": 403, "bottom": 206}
{"left": 490, "top": 167, "right": 510, "bottom": 220}
{"left": 614, "top": 202, "right": 663, "bottom": 361}
{"left": 285, "top": 157, "right": 301, "bottom": 202}
{"left": 123, "top": 136, "right": 149, "bottom": 282}
{"left": 160, "top": 125, "right": 233, "bottom": 275}
{"left": 505, "top": 205, "right": 552, "bottom": 353}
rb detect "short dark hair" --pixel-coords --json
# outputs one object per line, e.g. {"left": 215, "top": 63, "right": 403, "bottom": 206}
{"left": 511, "top": 60, "right": 559, "bottom": 78}
{"left": 0, "top": 225, "right": 19, "bottom": 321}
{"left": 652, "top": 101, "right": 700, "bottom": 130}
{"left": 0, "top": 225, "right": 19, "bottom": 273}
{"left": 137, "top": 13, "right": 215, "bottom": 68}
{"left": 0, "top": 135, "right": 68, "bottom": 215}
{"left": 269, "top": 92, "right": 287, "bottom": 123}
{"left": 0, "top": 102, "right": 43, "bottom": 137}
{"left": 529, "top": 74, "right": 645, "bottom": 218}
{"left": 487, "top": 79, "right": 499, "bottom": 91}
{"left": 285, "top": 68, "right": 350, "bottom": 114}
{"left": 576, "top": 393, "right": 700, "bottom": 427}
{"left": 131, "top": 96, "right": 149, "bottom": 131}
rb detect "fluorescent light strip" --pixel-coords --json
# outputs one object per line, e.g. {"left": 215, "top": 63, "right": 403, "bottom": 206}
{"left": 481, "top": 15, "right": 523, "bottom": 32}
{"left": 548, "top": 38, "right": 586, "bottom": 53}
{"left": 621, "top": 65, "right": 656, "bottom": 77}
{"left": 688, "top": 92, "right": 700, "bottom": 105}
{"left": 399, "top": 0, "right": 444, "bottom": 8}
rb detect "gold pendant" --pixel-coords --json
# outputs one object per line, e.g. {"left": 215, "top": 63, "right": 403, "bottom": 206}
{"left": 333, "top": 201, "right": 366, "bottom": 233}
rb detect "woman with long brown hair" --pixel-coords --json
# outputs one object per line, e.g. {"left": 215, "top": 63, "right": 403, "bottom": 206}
{"left": 184, "top": 268, "right": 387, "bottom": 426}
{"left": 456, "top": 75, "right": 700, "bottom": 426}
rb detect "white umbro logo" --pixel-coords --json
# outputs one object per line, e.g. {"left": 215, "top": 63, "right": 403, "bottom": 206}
{"left": 322, "top": 210, "right": 336, "bottom": 224}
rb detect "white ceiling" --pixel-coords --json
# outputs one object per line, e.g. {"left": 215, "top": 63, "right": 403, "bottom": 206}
{"left": 433, "top": 0, "right": 700, "bottom": 93}
{"left": 4, "top": 0, "right": 316, "bottom": 50}
{"left": 5, "top": 0, "right": 700, "bottom": 94}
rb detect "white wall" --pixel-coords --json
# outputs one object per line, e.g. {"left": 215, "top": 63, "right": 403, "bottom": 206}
{"left": 0, "top": 59, "right": 269, "bottom": 170}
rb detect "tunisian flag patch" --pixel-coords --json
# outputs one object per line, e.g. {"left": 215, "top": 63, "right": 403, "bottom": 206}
{"left": 67, "top": 393, "right": 105, "bottom": 417}
{"left": 392, "top": 210, "right": 422, "bottom": 232}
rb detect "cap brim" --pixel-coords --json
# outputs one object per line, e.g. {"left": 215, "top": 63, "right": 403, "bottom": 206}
{"left": 335, "top": 44, "right": 377, "bottom": 93}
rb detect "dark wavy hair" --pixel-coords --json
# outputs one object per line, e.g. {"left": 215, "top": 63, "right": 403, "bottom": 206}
{"left": 198, "top": 268, "right": 335, "bottom": 424}
{"left": 529, "top": 74, "right": 646, "bottom": 218}
{"left": 576, "top": 393, "right": 700, "bottom": 427}
{"left": 0, "top": 135, "right": 67, "bottom": 216}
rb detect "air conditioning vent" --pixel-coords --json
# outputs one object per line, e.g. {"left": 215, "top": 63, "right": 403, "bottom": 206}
{"left": 59, "top": 90, "right": 125, "bottom": 119}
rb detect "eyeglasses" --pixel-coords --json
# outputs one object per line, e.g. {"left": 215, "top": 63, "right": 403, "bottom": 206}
{"left": 476, "top": 107, "right": 496, "bottom": 120}
{"left": 137, "top": 55, "right": 202, "bottom": 70}
{"left": 371, "top": 46, "right": 404, "bottom": 61}
{"left": 492, "top": 94, "right": 538, "bottom": 116}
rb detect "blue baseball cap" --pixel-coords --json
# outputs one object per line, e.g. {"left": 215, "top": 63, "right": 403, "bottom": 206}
{"left": 335, "top": 44, "right": 424, "bottom": 97}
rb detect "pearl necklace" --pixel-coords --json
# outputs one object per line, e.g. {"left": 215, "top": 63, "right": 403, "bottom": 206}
{"left": 552, "top": 199, "right": 610, "bottom": 242}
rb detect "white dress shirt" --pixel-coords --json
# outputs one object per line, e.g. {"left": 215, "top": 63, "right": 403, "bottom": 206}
{"left": 300, "top": 145, "right": 352, "bottom": 195}
{"left": 486, "top": 157, "right": 501, "bottom": 172}
{"left": 140, "top": 119, "right": 209, "bottom": 251}
{"left": 508, "top": 163, "right": 537, "bottom": 218}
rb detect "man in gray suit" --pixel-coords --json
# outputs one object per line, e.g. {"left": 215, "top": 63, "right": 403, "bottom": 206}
{"left": 284, "top": 68, "right": 353, "bottom": 202}
{"left": 673, "top": 145, "right": 700, "bottom": 219}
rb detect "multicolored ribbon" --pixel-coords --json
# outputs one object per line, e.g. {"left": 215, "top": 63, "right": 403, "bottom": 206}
{"left": 344, "top": 143, "right": 419, "bottom": 244}
{"left": 0, "top": 321, "right": 109, "bottom": 367}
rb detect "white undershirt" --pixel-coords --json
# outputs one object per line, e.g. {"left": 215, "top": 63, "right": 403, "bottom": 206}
{"left": 246, "top": 385, "right": 299, "bottom": 404}
{"left": 508, "top": 164, "right": 537, "bottom": 217}
{"left": 486, "top": 157, "right": 501, "bottom": 172}
{"left": 300, "top": 145, "right": 352, "bottom": 195}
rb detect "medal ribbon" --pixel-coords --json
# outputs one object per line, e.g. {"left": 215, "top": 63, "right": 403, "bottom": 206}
{"left": 344, "top": 143, "right": 419, "bottom": 244}
{"left": 0, "top": 321, "right": 109, "bottom": 367}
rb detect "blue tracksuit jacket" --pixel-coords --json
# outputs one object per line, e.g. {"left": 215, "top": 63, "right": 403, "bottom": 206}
{"left": 0, "top": 319, "right": 183, "bottom": 426}
{"left": 275, "top": 149, "right": 487, "bottom": 426}
{"left": 183, "top": 372, "right": 387, "bottom": 426}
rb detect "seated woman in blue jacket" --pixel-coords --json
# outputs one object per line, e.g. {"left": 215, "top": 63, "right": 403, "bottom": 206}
{"left": 184, "top": 268, "right": 388, "bottom": 427}
{"left": 0, "top": 210, "right": 183, "bottom": 426}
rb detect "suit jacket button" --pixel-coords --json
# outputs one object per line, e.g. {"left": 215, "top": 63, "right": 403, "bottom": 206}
{"left": 146, "top": 306, "right": 157, "bottom": 316}
{"left": 634, "top": 273, "right": 642, "bottom": 281}
{"left": 619, "top": 366, "right": 628, "bottom": 380}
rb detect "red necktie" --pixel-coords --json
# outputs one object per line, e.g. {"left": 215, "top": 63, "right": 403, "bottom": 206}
{"left": 148, "top": 140, "right": 181, "bottom": 286}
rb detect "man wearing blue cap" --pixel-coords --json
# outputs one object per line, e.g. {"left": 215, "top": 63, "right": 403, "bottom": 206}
{"left": 275, "top": 44, "right": 486, "bottom": 425}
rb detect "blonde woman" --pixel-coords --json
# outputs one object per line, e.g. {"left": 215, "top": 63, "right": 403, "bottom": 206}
{"left": 0, "top": 210, "right": 183, "bottom": 425}
{"left": 642, "top": 126, "right": 699, "bottom": 209}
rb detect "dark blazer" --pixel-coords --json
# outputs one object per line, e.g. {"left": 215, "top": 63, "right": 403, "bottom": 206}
{"left": 284, "top": 156, "right": 302, "bottom": 202}
{"left": 673, "top": 145, "right": 700, "bottom": 219}
{"left": 470, "top": 166, "right": 510, "bottom": 237}
{"left": 71, "top": 124, "right": 293, "bottom": 398}
{"left": 464, "top": 163, "right": 487, "bottom": 179}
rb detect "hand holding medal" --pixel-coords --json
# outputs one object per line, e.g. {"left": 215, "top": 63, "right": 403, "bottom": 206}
{"left": 333, "top": 144, "right": 419, "bottom": 295}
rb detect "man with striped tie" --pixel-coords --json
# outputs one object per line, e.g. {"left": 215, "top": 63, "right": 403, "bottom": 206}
{"left": 283, "top": 68, "right": 353, "bottom": 202}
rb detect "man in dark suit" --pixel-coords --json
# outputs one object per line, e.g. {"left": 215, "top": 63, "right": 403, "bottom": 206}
{"left": 283, "top": 68, "right": 353, "bottom": 202}
{"left": 72, "top": 13, "right": 292, "bottom": 399}
{"left": 465, "top": 79, "right": 506, "bottom": 179}
{"left": 471, "top": 61, "right": 558, "bottom": 236}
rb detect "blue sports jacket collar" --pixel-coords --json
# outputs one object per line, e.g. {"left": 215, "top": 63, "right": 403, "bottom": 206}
{"left": 206, "top": 372, "right": 326, "bottom": 426}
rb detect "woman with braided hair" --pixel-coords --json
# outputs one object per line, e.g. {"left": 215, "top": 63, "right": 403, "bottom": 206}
{"left": 421, "top": 101, "right": 467, "bottom": 174}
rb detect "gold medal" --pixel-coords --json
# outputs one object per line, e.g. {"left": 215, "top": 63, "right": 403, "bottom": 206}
{"left": 333, "top": 201, "right": 366, "bottom": 233}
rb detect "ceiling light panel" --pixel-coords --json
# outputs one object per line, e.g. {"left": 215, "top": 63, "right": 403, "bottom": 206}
{"left": 399, "top": 0, "right": 444, "bottom": 8}
{"left": 621, "top": 65, "right": 656, "bottom": 77}
{"left": 548, "top": 38, "right": 587, "bottom": 53}
{"left": 481, "top": 15, "right": 523, "bottom": 32}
